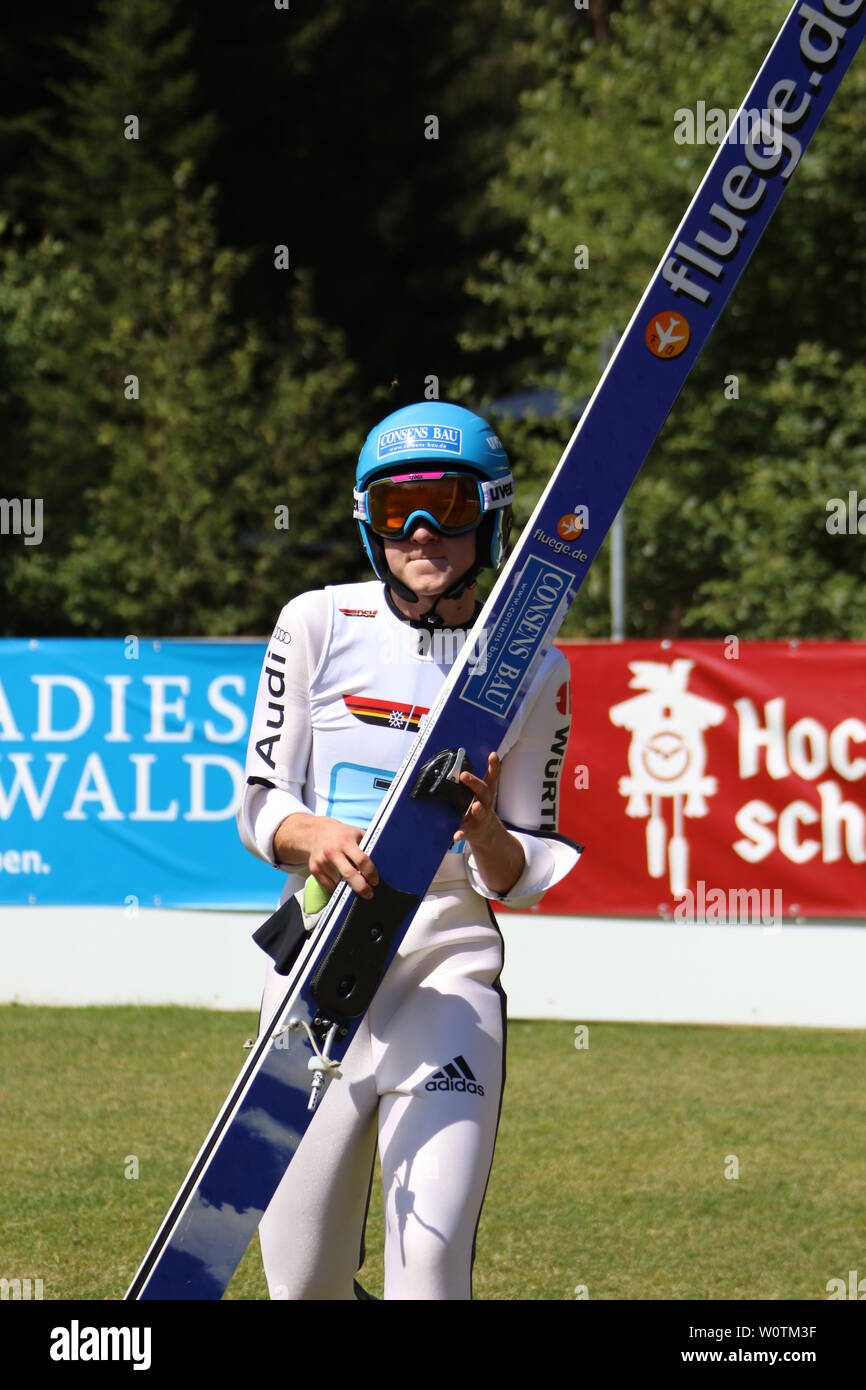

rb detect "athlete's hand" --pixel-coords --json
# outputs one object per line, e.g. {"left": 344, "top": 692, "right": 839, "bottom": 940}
{"left": 307, "top": 819, "right": 380, "bottom": 900}
{"left": 452, "top": 753, "right": 525, "bottom": 895}
{"left": 274, "top": 813, "right": 379, "bottom": 900}
{"left": 453, "top": 751, "right": 502, "bottom": 849}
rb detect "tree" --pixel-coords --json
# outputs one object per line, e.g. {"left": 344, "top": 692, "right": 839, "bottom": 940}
{"left": 0, "top": 174, "right": 363, "bottom": 636}
{"left": 37, "top": 0, "right": 216, "bottom": 247}
{"left": 460, "top": 0, "right": 866, "bottom": 636}
{"left": 188, "top": 0, "right": 560, "bottom": 402}
{"left": 0, "top": 0, "right": 366, "bottom": 636}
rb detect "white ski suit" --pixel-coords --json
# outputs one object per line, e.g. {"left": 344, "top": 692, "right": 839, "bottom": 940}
{"left": 237, "top": 579, "right": 579, "bottom": 1299}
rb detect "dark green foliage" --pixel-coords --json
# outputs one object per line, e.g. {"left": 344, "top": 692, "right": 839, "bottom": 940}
{"left": 0, "top": 0, "right": 365, "bottom": 635}
{"left": 0, "top": 186, "right": 363, "bottom": 634}
{"left": 0, "top": 0, "right": 863, "bottom": 637}
{"left": 462, "top": 0, "right": 866, "bottom": 637}
{"left": 37, "top": 0, "right": 217, "bottom": 247}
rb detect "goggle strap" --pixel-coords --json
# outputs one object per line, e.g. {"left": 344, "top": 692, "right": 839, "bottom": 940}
{"left": 353, "top": 488, "right": 369, "bottom": 522}
{"left": 480, "top": 474, "right": 515, "bottom": 511}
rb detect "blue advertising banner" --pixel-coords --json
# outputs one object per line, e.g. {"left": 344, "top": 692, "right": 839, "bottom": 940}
{"left": 0, "top": 639, "right": 280, "bottom": 908}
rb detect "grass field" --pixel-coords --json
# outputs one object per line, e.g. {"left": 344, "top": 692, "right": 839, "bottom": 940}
{"left": 1, "top": 1005, "right": 864, "bottom": 1300}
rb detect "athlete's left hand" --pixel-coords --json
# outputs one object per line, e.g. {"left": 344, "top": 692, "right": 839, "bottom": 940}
{"left": 453, "top": 751, "right": 502, "bottom": 848}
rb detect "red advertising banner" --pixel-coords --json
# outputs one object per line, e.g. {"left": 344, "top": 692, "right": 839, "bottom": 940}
{"left": 538, "top": 641, "right": 866, "bottom": 920}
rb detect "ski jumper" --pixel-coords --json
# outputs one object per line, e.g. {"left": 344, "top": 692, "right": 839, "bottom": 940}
{"left": 237, "top": 578, "right": 580, "bottom": 1299}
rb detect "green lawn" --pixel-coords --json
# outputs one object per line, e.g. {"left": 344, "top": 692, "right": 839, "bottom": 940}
{"left": 1, "top": 1005, "right": 863, "bottom": 1300}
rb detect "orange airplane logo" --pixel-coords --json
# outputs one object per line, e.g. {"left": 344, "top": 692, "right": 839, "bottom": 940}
{"left": 557, "top": 513, "right": 584, "bottom": 540}
{"left": 645, "top": 310, "right": 690, "bottom": 359}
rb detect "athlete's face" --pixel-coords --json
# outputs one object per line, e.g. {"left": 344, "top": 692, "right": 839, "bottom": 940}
{"left": 383, "top": 520, "right": 477, "bottom": 599}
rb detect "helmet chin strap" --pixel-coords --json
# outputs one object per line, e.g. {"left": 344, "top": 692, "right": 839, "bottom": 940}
{"left": 387, "top": 554, "right": 483, "bottom": 628}
{"left": 369, "top": 527, "right": 482, "bottom": 627}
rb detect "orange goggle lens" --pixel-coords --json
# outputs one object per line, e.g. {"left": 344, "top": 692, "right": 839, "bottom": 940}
{"left": 366, "top": 474, "right": 483, "bottom": 537}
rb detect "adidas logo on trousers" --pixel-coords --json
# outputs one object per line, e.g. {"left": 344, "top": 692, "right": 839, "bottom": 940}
{"left": 425, "top": 1056, "right": 485, "bottom": 1097}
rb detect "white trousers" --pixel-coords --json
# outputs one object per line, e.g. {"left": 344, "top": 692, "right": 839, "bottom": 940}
{"left": 257, "top": 885, "right": 506, "bottom": 1300}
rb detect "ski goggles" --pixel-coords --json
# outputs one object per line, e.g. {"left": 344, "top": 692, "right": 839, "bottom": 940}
{"left": 354, "top": 470, "right": 513, "bottom": 539}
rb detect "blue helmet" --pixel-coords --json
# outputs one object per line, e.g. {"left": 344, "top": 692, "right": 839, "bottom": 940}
{"left": 354, "top": 401, "right": 513, "bottom": 603}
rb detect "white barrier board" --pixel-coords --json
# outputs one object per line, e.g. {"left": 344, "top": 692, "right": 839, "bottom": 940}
{"left": 2, "top": 907, "right": 865, "bottom": 1029}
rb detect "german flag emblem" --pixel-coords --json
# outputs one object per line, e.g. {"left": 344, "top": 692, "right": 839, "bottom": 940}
{"left": 342, "top": 694, "right": 429, "bottom": 731}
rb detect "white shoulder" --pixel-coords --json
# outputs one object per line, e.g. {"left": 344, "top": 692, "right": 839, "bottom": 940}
{"left": 279, "top": 587, "right": 330, "bottom": 632}
{"left": 270, "top": 581, "right": 383, "bottom": 678}
{"left": 325, "top": 579, "right": 384, "bottom": 609}
{"left": 538, "top": 645, "right": 570, "bottom": 684}
{"left": 270, "top": 588, "right": 332, "bottom": 682}
{"left": 526, "top": 644, "right": 570, "bottom": 705}
{"left": 500, "top": 645, "right": 570, "bottom": 752}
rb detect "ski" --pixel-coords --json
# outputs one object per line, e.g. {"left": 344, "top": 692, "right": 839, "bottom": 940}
{"left": 126, "top": 1, "right": 865, "bottom": 1299}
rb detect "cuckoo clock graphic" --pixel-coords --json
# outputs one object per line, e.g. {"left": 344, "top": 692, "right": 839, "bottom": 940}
{"left": 609, "top": 660, "right": 726, "bottom": 896}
